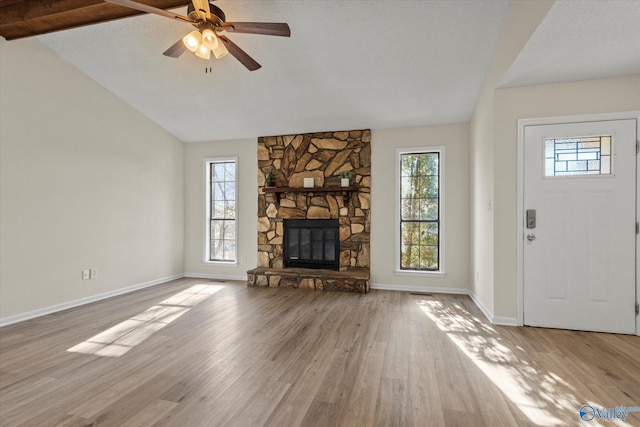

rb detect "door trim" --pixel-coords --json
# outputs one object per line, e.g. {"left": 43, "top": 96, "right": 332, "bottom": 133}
{"left": 516, "top": 112, "right": 640, "bottom": 335}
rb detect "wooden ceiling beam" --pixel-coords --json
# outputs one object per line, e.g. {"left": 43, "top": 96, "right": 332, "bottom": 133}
{"left": 0, "top": 0, "right": 190, "bottom": 40}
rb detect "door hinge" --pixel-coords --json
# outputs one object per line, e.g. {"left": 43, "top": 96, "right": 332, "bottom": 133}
{"left": 636, "top": 222, "right": 639, "bottom": 234}
{"left": 637, "top": 140, "right": 639, "bottom": 154}
{"left": 636, "top": 302, "right": 639, "bottom": 316}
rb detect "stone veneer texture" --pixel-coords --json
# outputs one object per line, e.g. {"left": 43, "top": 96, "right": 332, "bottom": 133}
{"left": 256, "top": 129, "right": 371, "bottom": 273}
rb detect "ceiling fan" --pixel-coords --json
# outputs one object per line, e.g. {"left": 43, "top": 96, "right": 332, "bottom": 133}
{"left": 105, "top": 0, "right": 291, "bottom": 71}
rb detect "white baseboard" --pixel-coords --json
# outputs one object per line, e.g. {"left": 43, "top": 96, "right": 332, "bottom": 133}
{"left": 467, "top": 291, "right": 517, "bottom": 326}
{"left": 371, "top": 283, "right": 470, "bottom": 294}
{"left": 492, "top": 316, "right": 518, "bottom": 326}
{"left": 467, "top": 291, "right": 492, "bottom": 323}
{"left": 0, "top": 273, "right": 184, "bottom": 328}
{"left": 184, "top": 272, "right": 247, "bottom": 281}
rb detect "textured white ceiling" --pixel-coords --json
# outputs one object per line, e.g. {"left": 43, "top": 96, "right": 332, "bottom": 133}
{"left": 31, "top": 0, "right": 640, "bottom": 142}
{"left": 37, "top": 0, "right": 513, "bottom": 142}
{"left": 499, "top": 0, "right": 640, "bottom": 88}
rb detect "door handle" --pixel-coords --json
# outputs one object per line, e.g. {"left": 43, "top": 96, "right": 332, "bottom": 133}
{"left": 526, "top": 209, "right": 536, "bottom": 229}
{"left": 527, "top": 233, "right": 536, "bottom": 242}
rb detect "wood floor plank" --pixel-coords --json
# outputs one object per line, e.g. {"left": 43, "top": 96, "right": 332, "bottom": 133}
{"left": 225, "top": 377, "right": 291, "bottom": 426}
{"left": 373, "top": 377, "right": 408, "bottom": 427}
{"left": 1, "top": 278, "right": 639, "bottom": 427}
{"left": 119, "top": 400, "right": 178, "bottom": 427}
{"left": 337, "top": 340, "right": 386, "bottom": 427}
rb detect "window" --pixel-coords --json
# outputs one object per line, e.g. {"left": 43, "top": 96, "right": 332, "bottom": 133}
{"left": 544, "top": 136, "right": 612, "bottom": 177}
{"left": 396, "top": 147, "right": 444, "bottom": 273}
{"left": 205, "top": 159, "right": 237, "bottom": 263}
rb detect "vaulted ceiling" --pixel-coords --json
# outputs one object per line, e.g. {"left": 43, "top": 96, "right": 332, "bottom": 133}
{"left": 2, "top": 0, "right": 639, "bottom": 142}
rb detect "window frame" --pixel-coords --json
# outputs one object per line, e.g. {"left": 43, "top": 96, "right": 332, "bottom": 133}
{"left": 394, "top": 146, "right": 445, "bottom": 277}
{"left": 204, "top": 157, "right": 238, "bottom": 265}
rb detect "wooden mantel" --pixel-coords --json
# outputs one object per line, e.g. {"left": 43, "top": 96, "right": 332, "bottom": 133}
{"left": 263, "top": 185, "right": 358, "bottom": 205}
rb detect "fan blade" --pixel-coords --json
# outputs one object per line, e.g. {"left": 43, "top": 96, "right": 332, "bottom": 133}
{"left": 191, "top": 0, "right": 211, "bottom": 21}
{"left": 105, "top": 0, "right": 192, "bottom": 24}
{"left": 218, "top": 35, "right": 261, "bottom": 71}
{"left": 220, "top": 22, "right": 291, "bottom": 37}
{"left": 163, "top": 38, "right": 187, "bottom": 58}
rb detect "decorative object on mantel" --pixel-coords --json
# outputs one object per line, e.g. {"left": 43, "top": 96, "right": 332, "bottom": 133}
{"left": 265, "top": 172, "right": 276, "bottom": 187}
{"left": 303, "top": 177, "right": 314, "bottom": 188}
{"left": 340, "top": 170, "right": 354, "bottom": 187}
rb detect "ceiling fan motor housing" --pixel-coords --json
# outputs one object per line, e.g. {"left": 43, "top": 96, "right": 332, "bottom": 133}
{"left": 187, "top": 2, "right": 226, "bottom": 23}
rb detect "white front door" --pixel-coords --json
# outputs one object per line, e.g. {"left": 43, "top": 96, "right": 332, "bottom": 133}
{"left": 523, "top": 119, "right": 637, "bottom": 334}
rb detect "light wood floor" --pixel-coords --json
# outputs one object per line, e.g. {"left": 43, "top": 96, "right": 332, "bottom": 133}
{"left": 1, "top": 278, "right": 639, "bottom": 427}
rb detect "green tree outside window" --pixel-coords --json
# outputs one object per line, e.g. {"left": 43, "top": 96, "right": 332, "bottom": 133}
{"left": 209, "top": 161, "right": 236, "bottom": 262}
{"left": 400, "top": 152, "right": 439, "bottom": 270}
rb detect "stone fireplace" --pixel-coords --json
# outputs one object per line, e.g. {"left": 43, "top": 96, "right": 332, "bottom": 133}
{"left": 247, "top": 129, "right": 371, "bottom": 293}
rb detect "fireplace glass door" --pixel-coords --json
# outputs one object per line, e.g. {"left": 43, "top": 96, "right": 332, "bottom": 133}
{"left": 284, "top": 219, "right": 339, "bottom": 270}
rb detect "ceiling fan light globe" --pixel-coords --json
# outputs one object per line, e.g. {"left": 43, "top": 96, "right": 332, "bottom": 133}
{"left": 201, "top": 29, "right": 219, "bottom": 50}
{"left": 213, "top": 41, "right": 228, "bottom": 59}
{"left": 195, "top": 44, "right": 211, "bottom": 60}
{"left": 183, "top": 30, "right": 202, "bottom": 52}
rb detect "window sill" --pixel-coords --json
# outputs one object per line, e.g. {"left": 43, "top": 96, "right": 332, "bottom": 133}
{"left": 394, "top": 269, "right": 446, "bottom": 278}
{"left": 204, "top": 260, "right": 239, "bottom": 267}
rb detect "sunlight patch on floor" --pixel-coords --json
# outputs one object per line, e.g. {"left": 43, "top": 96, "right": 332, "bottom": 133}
{"left": 67, "top": 284, "right": 223, "bottom": 357}
{"left": 416, "top": 299, "right": 613, "bottom": 427}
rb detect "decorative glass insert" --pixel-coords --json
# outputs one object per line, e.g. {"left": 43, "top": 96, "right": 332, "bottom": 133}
{"left": 400, "top": 152, "right": 439, "bottom": 270}
{"left": 545, "top": 136, "right": 611, "bottom": 177}
{"left": 209, "top": 161, "right": 236, "bottom": 262}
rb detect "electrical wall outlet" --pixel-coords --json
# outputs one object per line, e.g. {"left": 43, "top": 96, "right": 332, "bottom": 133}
{"left": 90, "top": 269, "right": 98, "bottom": 279}
{"left": 82, "top": 269, "right": 90, "bottom": 280}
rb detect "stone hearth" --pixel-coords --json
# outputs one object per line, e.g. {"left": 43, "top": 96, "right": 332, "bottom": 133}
{"left": 249, "top": 129, "right": 371, "bottom": 293}
{"left": 247, "top": 267, "right": 370, "bottom": 293}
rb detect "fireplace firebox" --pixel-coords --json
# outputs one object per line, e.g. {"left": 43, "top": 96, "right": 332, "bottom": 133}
{"left": 284, "top": 219, "right": 339, "bottom": 270}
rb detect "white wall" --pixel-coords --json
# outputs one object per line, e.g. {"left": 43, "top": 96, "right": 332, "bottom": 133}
{"left": 470, "top": 90, "right": 496, "bottom": 314}
{"left": 371, "top": 124, "right": 470, "bottom": 291}
{"left": 183, "top": 139, "right": 257, "bottom": 279}
{"left": 470, "top": 0, "right": 554, "bottom": 320}
{"left": 0, "top": 37, "right": 185, "bottom": 321}
{"left": 493, "top": 75, "right": 640, "bottom": 319}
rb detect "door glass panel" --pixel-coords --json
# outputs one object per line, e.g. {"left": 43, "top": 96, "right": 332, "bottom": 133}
{"left": 544, "top": 136, "right": 612, "bottom": 177}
